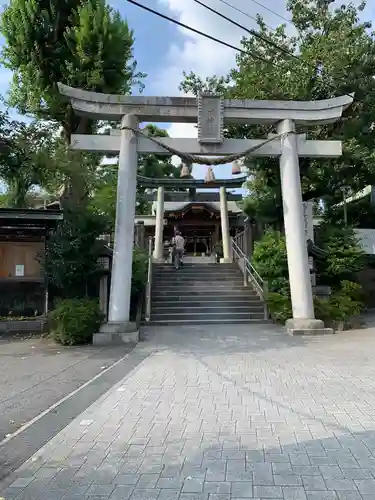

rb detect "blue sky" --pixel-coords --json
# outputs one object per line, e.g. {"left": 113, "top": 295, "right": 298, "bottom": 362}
{"left": 0, "top": 0, "right": 373, "bottom": 182}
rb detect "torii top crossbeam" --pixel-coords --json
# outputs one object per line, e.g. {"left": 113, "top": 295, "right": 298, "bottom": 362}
{"left": 58, "top": 83, "right": 353, "bottom": 126}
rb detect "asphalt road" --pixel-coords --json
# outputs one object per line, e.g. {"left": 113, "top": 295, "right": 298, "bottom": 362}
{"left": 0, "top": 334, "right": 150, "bottom": 484}
{"left": 0, "top": 336, "right": 133, "bottom": 440}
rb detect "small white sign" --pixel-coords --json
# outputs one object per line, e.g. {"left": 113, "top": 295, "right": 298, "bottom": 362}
{"left": 303, "top": 202, "right": 314, "bottom": 242}
{"left": 15, "top": 264, "right": 24, "bottom": 277}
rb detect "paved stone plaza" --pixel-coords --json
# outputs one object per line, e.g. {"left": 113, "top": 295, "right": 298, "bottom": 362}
{"left": 2, "top": 323, "right": 375, "bottom": 499}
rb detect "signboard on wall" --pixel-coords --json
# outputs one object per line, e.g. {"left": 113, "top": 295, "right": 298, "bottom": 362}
{"left": 355, "top": 229, "right": 375, "bottom": 255}
{"left": 15, "top": 264, "right": 24, "bottom": 277}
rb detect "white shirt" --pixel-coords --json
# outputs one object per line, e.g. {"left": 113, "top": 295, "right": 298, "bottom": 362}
{"left": 172, "top": 235, "right": 185, "bottom": 251}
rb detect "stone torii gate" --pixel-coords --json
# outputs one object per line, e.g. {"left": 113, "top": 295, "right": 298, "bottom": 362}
{"left": 58, "top": 83, "right": 353, "bottom": 341}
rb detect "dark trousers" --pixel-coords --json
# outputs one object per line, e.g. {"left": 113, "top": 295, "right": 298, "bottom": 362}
{"left": 174, "top": 249, "right": 183, "bottom": 268}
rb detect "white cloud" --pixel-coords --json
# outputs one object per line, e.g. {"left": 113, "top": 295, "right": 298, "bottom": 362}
{"left": 154, "top": 0, "right": 290, "bottom": 95}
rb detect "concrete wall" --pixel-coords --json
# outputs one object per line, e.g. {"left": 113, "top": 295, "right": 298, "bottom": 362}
{"left": 0, "top": 319, "right": 45, "bottom": 336}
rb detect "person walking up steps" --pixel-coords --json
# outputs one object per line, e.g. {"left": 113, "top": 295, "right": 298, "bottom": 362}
{"left": 171, "top": 231, "right": 185, "bottom": 270}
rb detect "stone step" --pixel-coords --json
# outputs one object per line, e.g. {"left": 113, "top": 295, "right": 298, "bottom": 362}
{"left": 153, "top": 290, "right": 260, "bottom": 298}
{"left": 151, "top": 311, "right": 264, "bottom": 321}
{"left": 154, "top": 278, "right": 247, "bottom": 284}
{"left": 154, "top": 280, "right": 246, "bottom": 287}
{"left": 180, "top": 256, "right": 216, "bottom": 264}
{"left": 151, "top": 260, "right": 266, "bottom": 325}
{"left": 154, "top": 267, "right": 241, "bottom": 274}
{"left": 155, "top": 264, "right": 235, "bottom": 270}
{"left": 152, "top": 298, "right": 261, "bottom": 306}
{"left": 152, "top": 304, "right": 264, "bottom": 314}
{"left": 154, "top": 274, "right": 243, "bottom": 280}
{"left": 146, "top": 318, "right": 270, "bottom": 325}
{"left": 154, "top": 263, "right": 238, "bottom": 269}
{"left": 153, "top": 286, "right": 252, "bottom": 293}
{"left": 154, "top": 273, "right": 243, "bottom": 279}
{"left": 152, "top": 294, "right": 260, "bottom": 304}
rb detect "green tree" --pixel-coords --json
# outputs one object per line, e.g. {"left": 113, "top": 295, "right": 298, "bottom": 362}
{"left": 1, "top": 0, "right": 146, "bottom": 207}
{"left": 0, "top": 113, "right": 59, "bottom": 207}
{"left": 181, "top": 1, "right": 375, "bottom": 226}
{"left": 137, "top": 124, "right": 177, "bottom": 213}
{"left": 315, "top": 223, "right": 366, "bottom": 287}
{"left": 0, "top": 193, "right": 10, "bottom": 207}
{"left": 43, "top": 207, "right": 109, "bottom": 298}
{"left": 90, "top": 125, "right": 178, "bottom": 225}
{"left": 1, "top": 0, "right": 145, "bottom": 140}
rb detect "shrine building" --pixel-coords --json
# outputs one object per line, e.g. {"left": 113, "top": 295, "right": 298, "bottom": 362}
{"left": 134, "top": 173, "right": 247, "bottom": 257}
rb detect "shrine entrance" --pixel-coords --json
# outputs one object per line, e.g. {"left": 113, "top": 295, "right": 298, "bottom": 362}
{"left": 163, "top": 202, "right": 222, "bottom": 255}
{"left": 58, "top": 82, "right": 353, "bottom": 339}
{"left": 184, "top": 232, "right": 213, "bottom": 255}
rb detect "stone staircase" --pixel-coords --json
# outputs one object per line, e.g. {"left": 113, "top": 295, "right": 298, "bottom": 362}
{"left": 150, "top": 262, "right": 267, "bottom": 325}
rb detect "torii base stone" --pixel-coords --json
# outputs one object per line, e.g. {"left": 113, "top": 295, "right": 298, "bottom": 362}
{"left": 93, "top": 321, "right": 139, "bottom": 346}
{"left": 286, "top": 318, "right": 334, "bottom": 336}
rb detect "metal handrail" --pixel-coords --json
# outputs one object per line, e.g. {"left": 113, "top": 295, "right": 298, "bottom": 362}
{"left": 231, "top": 238, "right": 269, "bottom": 320}
{"left": 145, "top": 237, "right": 153, "bottom": 322}
{"left": 232, "top": 229, "right": 246, "bottom": 256}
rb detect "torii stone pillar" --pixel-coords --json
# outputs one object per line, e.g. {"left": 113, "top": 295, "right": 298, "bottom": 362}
{"left": 219, "top": 187, "right": 232, "bottom": 263}
{"left": 57, "top": 83, "right": 353, "bottom": 338}
{"left": 278, "top": 119, "right": 316, "bottom": 331}
{"left": 103, "top": 114, "right": 139, "bottom": 342}
{"left": 153, "top": 186, "right": 164, "bottom": 262}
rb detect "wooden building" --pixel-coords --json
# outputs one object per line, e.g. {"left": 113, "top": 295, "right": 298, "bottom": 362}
{"left": 136, "top": 174, "right": 247, "bottom": 257}
{"left": 136, "top": 199, "right": 245, "bottom": 255}
{"left": 0, "top": 208, "right": 63, "bottom": 317}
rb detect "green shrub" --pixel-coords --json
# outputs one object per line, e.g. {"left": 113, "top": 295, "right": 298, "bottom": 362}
{"left": 315, "top": 224, "right": 366, "bottom": 287}
{"left": 252, "top": 230, "right": 289, "bottom": 293}
{"left": 251, "top": 225, "right": 366, "bottom": 328}
{"left": 328, "top": 281, "right": 365, "bottom": 322}
{"left": 268, "top": 281, "right": 365, "bottom": 327}
{"left": 313, "top": 296, "right": 332, "bottom": 322}
{"left": 49, "top": 298, "right": 103, "bottom": 345}
{"left": 132, "top": 248, "right": 148, "bottom": 295}
{"left": 267, "top": 292, "right": 292, "bottom": 323}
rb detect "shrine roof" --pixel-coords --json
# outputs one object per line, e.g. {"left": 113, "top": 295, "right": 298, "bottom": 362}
{"left": 153, "top": 201, "right": 243, "bottom": 215}
{"left": 145, "top": 191, "right": 242, "bottom": 202}
{"left": 137, "top": 175, "right": 247, "bottom": 189}
{"left": 0, "top": 208, "right": 63, "bottom": 228}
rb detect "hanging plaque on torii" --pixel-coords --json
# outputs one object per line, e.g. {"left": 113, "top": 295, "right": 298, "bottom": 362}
{"left": 197, "top": 93, "right": 224, "bottom": 145}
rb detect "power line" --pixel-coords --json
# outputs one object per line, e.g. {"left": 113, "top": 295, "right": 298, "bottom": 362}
{"left": 126, "top": 0, "right": 269, "bottom": 63}
{"left": 127, "top": 0, "right": 361, "bottom": 105}
{"left": 217, "top": 0, "right": 276, "bottom": 33}
{"left": 248, "top": 0, "right": 295, "bottom": 27}
{"left": 194, "top": 0, "right": 357, "bottom": 103}
{"left": 193, "top": 0, "right": 299, "bottom": 61}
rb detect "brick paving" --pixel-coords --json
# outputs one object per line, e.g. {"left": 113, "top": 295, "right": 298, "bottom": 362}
{"left": 3, "top": 323, "right": 375, "bottom": 499}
